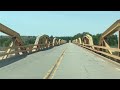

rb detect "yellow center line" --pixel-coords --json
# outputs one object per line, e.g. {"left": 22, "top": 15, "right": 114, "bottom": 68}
{"left": 43, "top": 46, "right": 67, "bottom": 79}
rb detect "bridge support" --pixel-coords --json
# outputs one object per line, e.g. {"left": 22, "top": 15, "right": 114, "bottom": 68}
{"left": 82, "top": 34, "right": 94, "bottom": 49}
{"left": 99, "top": 20, "right": 120, "bottom": 55}
{"left": 2, "top": 37, "right": 20, "bottom": 59}
{"left": 119, "top": 31, "right": 120, "bottom": 56}
{"left": 0, "top": 23, "right": 27, "bottom": 59}
{"left": 33, "top": 35, "right": 50, "bottom": 51}
{"left": 78, "top": 38, "right": 82, "bottom": 45}
{"left": 53, "top": 38, "right": 58, "bottom": 46}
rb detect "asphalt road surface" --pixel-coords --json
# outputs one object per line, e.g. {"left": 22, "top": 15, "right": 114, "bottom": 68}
{"left": 0, "top": 43, "right": 120, "bottom": 79}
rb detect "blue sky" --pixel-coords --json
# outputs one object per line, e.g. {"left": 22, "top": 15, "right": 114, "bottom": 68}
{"left": 0, "top": 11, "right": 120, "bottom": 37}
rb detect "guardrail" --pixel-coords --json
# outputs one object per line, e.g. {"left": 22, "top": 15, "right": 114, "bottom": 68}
{"left": 74, "top": 42, "right": 120, "bottom": 61}
{"left": 72, "top": 20, "right": 120, "bottom": 62}
{"left": 0, "top": 42, "right": 66, "bottom": 60}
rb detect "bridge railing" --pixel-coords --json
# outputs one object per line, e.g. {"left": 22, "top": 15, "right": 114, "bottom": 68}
{"left": 0, "top": 41, "right": 66, "bottom": 60}
{"left": 75, "top": 43, "right": 120, "bottom": 61}
{"left": 72, "top": 19, "right": 120, "bottom": 62}
{"left": 0, "top": 23, "right": 67, "bottom": 60}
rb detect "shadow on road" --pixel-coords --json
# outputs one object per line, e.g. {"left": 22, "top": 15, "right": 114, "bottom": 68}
{"left": 0, "top": 46, "right": 55, "bottom": 68}
{"left": 40, "top": 46, "right": 54, "bottom": 51}
{"left": 0, "top": 54, "right": 27, "bottom": 68}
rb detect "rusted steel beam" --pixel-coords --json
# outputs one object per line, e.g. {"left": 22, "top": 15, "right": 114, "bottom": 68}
{"left": 99, "top": 20, "right": 120, "bottom": 46}
{"left": 80, "top": 44, "right": 120, "bottom": 60}
{"left": 83, "top": 44, "right": 120, "bottom": 52}
{"left": 118, "top": 31, "right": 120, "bottom": 56}
{"left": 0, "top": 23, "right": 27, "bottom": 59}
{"left": 99, "top": 20, "right": 120, "bottom": 55}
{"left": 82, "top": 34, "right": 94, "bottom": 49}
{"left": 101, "top": 20, "right": 120, "bottom": 38}
{"left": 0, "top": 23, "right": 24, "bottom": 45}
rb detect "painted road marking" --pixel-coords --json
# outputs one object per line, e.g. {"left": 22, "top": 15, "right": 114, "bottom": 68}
{"left": 43, "top": 47, "right": 67, "bottom": 79}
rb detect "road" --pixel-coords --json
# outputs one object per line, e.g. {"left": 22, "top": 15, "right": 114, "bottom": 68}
{"left": 53, "top": 43, "right": 120, "bottom": 79}
{"left": 0, "top": 43, "right": 120, "bottom": 79}
{"left": 0, "top": 44, "right": 67, "bottom": 79}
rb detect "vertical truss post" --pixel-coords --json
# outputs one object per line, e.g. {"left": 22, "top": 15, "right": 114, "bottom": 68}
{"left": 118, "top": 31, "right": 120, "bottom": 56}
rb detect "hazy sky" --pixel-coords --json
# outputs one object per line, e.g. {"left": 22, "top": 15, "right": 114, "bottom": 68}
{"left": 0, "top": 11, "right": 120, "bottom": 36}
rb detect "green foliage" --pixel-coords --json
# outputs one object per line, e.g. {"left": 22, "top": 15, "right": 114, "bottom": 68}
{"left": 72, "top": 32, "right": 92, "bottom": 41}
{"left": 0, "top": 33, "right": 118, "bottom": 48}
{"left": 21, "top": 36, "right": 36, "bottom": 45}
{"left": 92, "top": 34, "right": 102, "bottom": 45}
{"left": 0, "top": 36, "right": 36, "bottom": 48}
{"left": 72, "top": 32, "right": 118, "bottom": 46}
{"left": 0, "top": 36, "right": 12, "bottom": 47}
{"left": 106, "top": 34, "right": 118, "bottom": 46}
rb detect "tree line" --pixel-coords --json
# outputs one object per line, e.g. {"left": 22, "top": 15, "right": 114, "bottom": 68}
{"left": 0, "top": 32, "right": 118, "bottom": 48}
{"left": 0, "top": 36, "right": 36, "bottom": 47}
{"left": 57, "top": 32, "right": 118, "bottom": 47}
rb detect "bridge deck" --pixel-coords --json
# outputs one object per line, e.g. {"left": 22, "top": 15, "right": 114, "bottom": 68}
{"left": 53, "top": 43, "right": 120, "bottom": 79}
{"left": 0, "top": 43, "right": 120, "bottom": 79}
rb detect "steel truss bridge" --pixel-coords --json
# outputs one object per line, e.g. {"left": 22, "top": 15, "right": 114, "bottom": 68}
{"left": 0, "top": 20, "right": 120, "bottom": 79}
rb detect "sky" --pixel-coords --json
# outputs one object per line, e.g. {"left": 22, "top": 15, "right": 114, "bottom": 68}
{"left": 0, "top": 11, "right": 120, "bottom": 37}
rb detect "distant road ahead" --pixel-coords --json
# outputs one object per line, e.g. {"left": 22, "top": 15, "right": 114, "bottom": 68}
{"left": 0, "top": 43, "right": 120, "bottom": 79}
